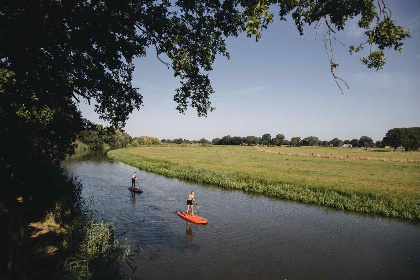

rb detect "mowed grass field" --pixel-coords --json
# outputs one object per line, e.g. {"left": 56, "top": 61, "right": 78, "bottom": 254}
{"left": 108, "top": 145, "right": 420, "bottom": 220}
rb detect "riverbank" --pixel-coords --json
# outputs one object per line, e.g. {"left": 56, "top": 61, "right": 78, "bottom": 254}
{"left": 108, "top": 146, "right": 420, "bottom": 221}
{"left": 1, "top": 153, "right": 129, "bottom": 280}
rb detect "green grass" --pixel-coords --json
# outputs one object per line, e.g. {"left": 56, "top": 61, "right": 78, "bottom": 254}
{"left": 108, "top": 146, "right": 420, "bottom": 221}
{"left": 265, "top": 146, "right": 420, "bottom": 162}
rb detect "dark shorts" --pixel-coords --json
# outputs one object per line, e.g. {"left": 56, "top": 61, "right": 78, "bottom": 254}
{"left": 187, "top": 200, "right": 193, "bottom": 205}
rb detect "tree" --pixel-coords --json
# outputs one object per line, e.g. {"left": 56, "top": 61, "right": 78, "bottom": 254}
{"left": 329, "top": 138, "right": 343, "bottom": 147}
{"left": 351, "top": 139, "right": 361, "bottom": 148}
{"left": 272, "top": 134, "right": 285, "bottom": 146}
{"left": 321, "top": 140, "right": 329, "bottom": 147}
{"left": 384, "top": 128, "right": 407, "bottom": 149}
{"left": 359, "top": 136, "right": 374, "bottom": 148}
{"left": 384, "top": 127, "right": 420, "bottom": 151}
{"left": 375, "top": 140, "right": 383, "bottom": 148}
{"left": 220, "top": 135, "right": 233, "bottom": 145}
{"left": 291, "top": 137, "right": 301, "bottom": 147}
{"left": 77, "top": 123, "right": 115, "bottom": 150}
{"left": 132, "top": 136, "right": 161, "bottom": 146}
{"left": 405, "top": 127, "right": 420, "bottom": 151}
{"left": 212, "top": 138, "right": 221, "bottom": 145}
{"left": 261, "top": 134, "right": 272, "bottom": 146}
{"left": 199, "top": 138, "right": 211, "bottom": 145}
{"left": 173, "top": 138, "right": 183, "bottom": 144}
{"left": 231, "top": 136, "right": 243, "bottom": 145}
{"left": 112, "top": 129, "right": 132, "bottom": 149}
{"left": 302, "top": 136, "right": 319, "bottom": 146}
{"left": 244, "top": 136, "right": 259, "bottom": 146}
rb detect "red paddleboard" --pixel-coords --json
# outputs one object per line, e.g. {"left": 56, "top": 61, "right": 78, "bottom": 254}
{"left": 128, "top": 187, "right": 143, "bottom": 193}
{"left": 177, "top": 212, "right": 208, "bottom": 224}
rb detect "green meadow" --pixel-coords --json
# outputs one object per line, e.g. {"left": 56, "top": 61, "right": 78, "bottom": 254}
{"left": 108, "top": 145, "right": 420, "bottom": 220}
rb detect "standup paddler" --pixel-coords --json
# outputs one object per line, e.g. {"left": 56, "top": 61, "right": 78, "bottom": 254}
{"left": 132, "top": 172, "right": 137, "bottom": 188}
{"left": 186, "top": 191, "right": 196, "bottom": 215}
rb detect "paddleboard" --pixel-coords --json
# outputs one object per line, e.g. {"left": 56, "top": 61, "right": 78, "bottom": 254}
{"left": 177, "top": 212, "right": 208, "bottom": 224}
{"left": 128, "top": 187, "right": 143, "bottom": 193}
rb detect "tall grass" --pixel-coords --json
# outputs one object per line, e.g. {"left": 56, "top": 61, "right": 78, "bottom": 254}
{"left": 64, "top": 218, "right": 129, "bottom": 280}
{"left": 108, "top": 148, "right": 420, "bottom": 221}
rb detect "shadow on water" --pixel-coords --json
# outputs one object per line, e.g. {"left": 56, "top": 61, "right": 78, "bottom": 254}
{"left": 65, "top": 151, "right": 420, "bottom": 280}
{"left": 63, "top": 149, "right": 111, "bottom": 165}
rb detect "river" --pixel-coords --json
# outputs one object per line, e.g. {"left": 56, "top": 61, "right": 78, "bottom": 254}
{"left": 64, "top": 151, "right": 420, "bottom": 280}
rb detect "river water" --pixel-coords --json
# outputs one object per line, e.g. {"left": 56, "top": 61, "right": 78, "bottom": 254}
{"left": 64, "top": 151, "right": 420, "bottom": 280}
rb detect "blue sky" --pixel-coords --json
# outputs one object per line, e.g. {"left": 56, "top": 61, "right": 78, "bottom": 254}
{"left": 79, "top": 0, "right": 420, "bottom": 142}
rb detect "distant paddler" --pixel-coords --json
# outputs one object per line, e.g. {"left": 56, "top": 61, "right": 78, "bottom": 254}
{"left": 132, "top": 172, "right": 137, "bottom": 188}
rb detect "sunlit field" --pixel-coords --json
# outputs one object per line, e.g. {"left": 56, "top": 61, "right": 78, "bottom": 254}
{"left": 264, "top": 146, "right": 420, "bottom": 162}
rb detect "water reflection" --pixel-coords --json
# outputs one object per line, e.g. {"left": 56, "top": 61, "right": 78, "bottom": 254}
{"left": 131, "top": 193, "right": 136, "bottom": 206}
{"left": 63, "top": 149, "right": 110, "bottom": 164}
{"left": 185, "top": 221, "right": 194, "bottom": 245}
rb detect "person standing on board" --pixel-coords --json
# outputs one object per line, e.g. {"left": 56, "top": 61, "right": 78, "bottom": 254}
{"left": 132, "top": 172, "right": 137, "bottom": 188}
{"left": 186, "top": 191, "right": 196, "bottom": 215}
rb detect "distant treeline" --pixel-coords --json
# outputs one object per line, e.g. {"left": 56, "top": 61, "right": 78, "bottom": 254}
{"left": 205, "top": 127, "right": 420, "bottom": 151}
{"left": 76, "top": 122, "right": 161, "bottom": 151}
{"left": 78, "top": 125, "right": 420, "bottom": 152}
{"left": 161, "top": 138, "right": 211, "bottom": 145}
{"left": 209, "top": 134, "right": 381, "bottom": 148}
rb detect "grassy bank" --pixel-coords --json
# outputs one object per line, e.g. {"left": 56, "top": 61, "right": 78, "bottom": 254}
{"left": 1, "top": 156, "right": 129, "bottom": 280}
{"left": 108, "top": 146, "right": 420, "bottom": 221}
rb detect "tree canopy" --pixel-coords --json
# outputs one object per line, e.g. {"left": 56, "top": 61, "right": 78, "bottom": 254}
{"left": 302, "top": 136, "right": 320, "bottom": 146}
{"left": 383, "top": 127, "right": 420, "bottom": 151}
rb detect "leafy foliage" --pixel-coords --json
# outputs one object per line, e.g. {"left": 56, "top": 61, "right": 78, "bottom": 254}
{"left": 329, "top": 138, "right": 343, "bottom": 147}
{"left": 132, "top": 136, "right": 161, "bottom": 146}
{"left": 272, "top": 134, "right": 285, "bottom": 146}
{"left": 77, "top": 123, "right": 115, "bottom": 150}
{"left": 351, "top": 138, "right": 361, "bottom": 147}
{"left": 384, "top": 127, "right": 420, "bottom": 151}
{"left": 112, "top": 129, "right": 132, "bottom": 149}
{"left": 244, "top": 136, "right": 261, "bottom": 146}
{"left": 302, "top": 136, "right": 320, "bottom": 146}
{"left": 290, "top": 137, "right": 301, "bottom": 147}
{"left": 359, "top": 136, "right": 374, "bottom": 148}
{"left": 261, "top": 133, "right": 272, "bottom": 146}
{"left": 76, "top": 123, "right": 133, "bottom": 150}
